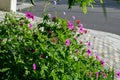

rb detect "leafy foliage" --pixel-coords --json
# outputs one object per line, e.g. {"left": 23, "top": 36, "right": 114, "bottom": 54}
{"left": 0, "top": 13, "right": 114, "bottom": 80}
{"left": 68, "top": 0, "right": 95, "bottom": 14}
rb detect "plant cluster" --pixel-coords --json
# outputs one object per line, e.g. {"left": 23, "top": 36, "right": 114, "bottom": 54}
{"left": 0, "top": 12, "right": 115, "bottom": 80}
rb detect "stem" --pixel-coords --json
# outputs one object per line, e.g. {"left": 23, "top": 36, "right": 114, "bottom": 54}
{"left": 43, "top": 0, "right": 50, "bottom": 16}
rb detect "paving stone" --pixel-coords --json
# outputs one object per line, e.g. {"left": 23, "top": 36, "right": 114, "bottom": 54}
{"left": 79, "top": 29, "right": 120, "bottom": 80}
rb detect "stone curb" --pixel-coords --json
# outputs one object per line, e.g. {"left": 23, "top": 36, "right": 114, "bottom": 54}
{"left": 17, "top": 2, "right": 33, "bottom": 11}
{"left": 88, "top": 29, "right": 120, "bottom": 51}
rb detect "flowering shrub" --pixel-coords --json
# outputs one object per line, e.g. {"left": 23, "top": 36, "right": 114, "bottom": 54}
{"left": 30, "top": 0, "right": 95, "bottom": 14}
{"left": 0, "top": 13, "right": 114, "bottom": 80}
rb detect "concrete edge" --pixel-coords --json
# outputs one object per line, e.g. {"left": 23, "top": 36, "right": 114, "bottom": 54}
{"left": 88, "top": 29, "right": 120, "bottom": 40}
{"left": 17, "top": 2, "right": 33, "bottom": 11}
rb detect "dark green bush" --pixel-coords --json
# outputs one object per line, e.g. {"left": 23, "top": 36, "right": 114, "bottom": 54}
{"left": 0, "top": 13, "right": 113, "bottom": 80}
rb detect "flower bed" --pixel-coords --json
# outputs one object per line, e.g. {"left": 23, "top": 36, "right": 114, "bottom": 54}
{"left": 0, "top": 12, "right": 116, "bottom": 80}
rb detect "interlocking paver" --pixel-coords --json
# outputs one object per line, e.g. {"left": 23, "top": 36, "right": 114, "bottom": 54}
{"left": 79, "top": 29, "right": 120, "bottom": 80}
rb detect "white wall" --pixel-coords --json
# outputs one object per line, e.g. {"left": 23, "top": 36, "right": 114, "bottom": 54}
{"left": 0, "top": 0, "right": 16, "bottom": 12}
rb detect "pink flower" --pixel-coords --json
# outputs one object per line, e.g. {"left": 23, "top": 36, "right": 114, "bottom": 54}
{"left": 79, "top": 23, "right": 83, "bottom": 27}
{"left": 100, "top": 60, "right": 105, "bottom": 66}
{"left": 79, "top": 24, "right": 84, "bottom": 33}
{"left": 66, "top": 39, "right": 70, "bottom": 46}
{"left": 28, "top": 24, "right": 32, "bottom": 30}
{"left": 68, "top": 20, "right": 74, "bottom": 30}
{"left": 87, "top": 48, "right": 91, "bottom": 56}
{"left": 33, "top": 63, "right": 36, "bottom": 70}
{"left": 117, "top": 70, "right": 120, "bottom": 78}
{"left": 104, "top": 74, "right": 106, "bottom": 78}
{"left": 87, "top": 41, "right": 91, "bottom": 47}
{"left": 95, "top": 55, "right": 100, "bottom": 60}
{"left": 83, "top": 29, "right": 88, "bottom": 34}
{"left": 102, "top": 72, "right": 107, "bottom": 78}
{"left": 75, "top": 49, "right": 78, "bottom": 54}
{"left": 25, "top": 11, "right": 34, "bottom": 21}
{"left": 26, "top": 12, "right": 31, "bottom": 18}
{"left": 96, "top": 72, "right": 99, "bottom": 78}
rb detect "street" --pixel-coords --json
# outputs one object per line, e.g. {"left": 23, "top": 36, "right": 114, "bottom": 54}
{"left": 19, "top": 0, "right": 120, "bottom": 35}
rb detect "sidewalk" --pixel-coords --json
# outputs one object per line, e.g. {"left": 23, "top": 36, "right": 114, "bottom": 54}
{"left": 79, "top": 29, "right": 120, "bottom": 80}
{"left": 0, "top": 3, "right": 120, "bottom": 79}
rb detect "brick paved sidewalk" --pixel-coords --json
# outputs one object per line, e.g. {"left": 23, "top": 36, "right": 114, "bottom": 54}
{"left": 77, "top": 29, "right": 120, "bottom": 80}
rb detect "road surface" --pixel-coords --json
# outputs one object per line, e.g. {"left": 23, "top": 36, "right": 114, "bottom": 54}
{"left": 19, "top": 0, "right": 120, "bottom": 35}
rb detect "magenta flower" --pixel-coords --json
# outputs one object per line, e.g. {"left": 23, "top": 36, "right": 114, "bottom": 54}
{"left": 96, "top": 72, "right": 99, "bottom": 78}
{"left": 52, "top": 16, "right": 56, "bottom": 22}
{"left": 78, "top": 24, "right": 83, "bottom": 28}
{"left": 100, "top": 60, "right": 105, "bottom": 66}
{"left": 32, "top": 50, "right": 36, "bottom": 52}
{"left": 40, "top": 54, "right": 44, "bottom": 58}
{"left": 26, "top": 12, "right": 31, "bottom": 18}
{"left": 30, "top": 15, "right": 34, "bottom": 21}
{"left": 95, "top": 55, "right": 100, "bottom": 60}
{"left": 66, "top": 39, "right": 70, "bottom": 46}
{"left": 87, "top": 48, "right": 91, "bottom": 56}
{"left": 87, "top": 41, "right": 91, "bottom": 47}
{"left": 104, "top": 74, "right": 106, "bottom": 78}
{"left": 68, "top": 20, "right": 74, "bottom": 30}
{"left": 75, "top": 49, "right": 78, "bottom": 54}
{"left": 117, "top": 70, "right": 120, "bottom": 78}
{"left": 28, "top": 24, "right": 32, "bottom": 30}
{"left": 33, "top": 63, "right": 36, "bottom": 70}
{"left": 79, "top": 24, "right": 84, "bottom": 33}
{"left": 102, "top": 72, "right": 107, "bottom": 78}
{"left": 25, "top": 11, "right": 34, "bottom": 21}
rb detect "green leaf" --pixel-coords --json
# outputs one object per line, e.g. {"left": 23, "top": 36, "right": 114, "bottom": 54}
{"left": 101, "top": 3, "right": 107, "bottom": 19}
{"left": 50, "top": 70, "right": 59, "bottom": 80}
{"left": 100, "top": 0, "right": 104, "bottom": 3}
{"left": 62, "top": 74, "right": 67, "bottom": 80}
{"left": 82, "top": 2, "right": 87, "bottom": 14}
{"left": 30, "top": 0, "right": 36, "bottom": 5}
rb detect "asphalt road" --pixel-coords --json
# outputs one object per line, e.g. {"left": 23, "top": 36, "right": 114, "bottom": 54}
{"left": 19, "top": 0, "right": 120, "bottom": 35}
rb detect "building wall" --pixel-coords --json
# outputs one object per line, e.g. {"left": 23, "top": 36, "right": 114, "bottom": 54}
{"left": 0, "top": 0, "right": 16, "bottom": 12}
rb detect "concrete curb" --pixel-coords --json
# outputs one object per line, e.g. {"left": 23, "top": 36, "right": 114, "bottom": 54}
{"left": 17, "top": 2, "right": 33, "bottom": 11}
{"left": 88, "top": 29, "right": 120, "bottom": 52}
